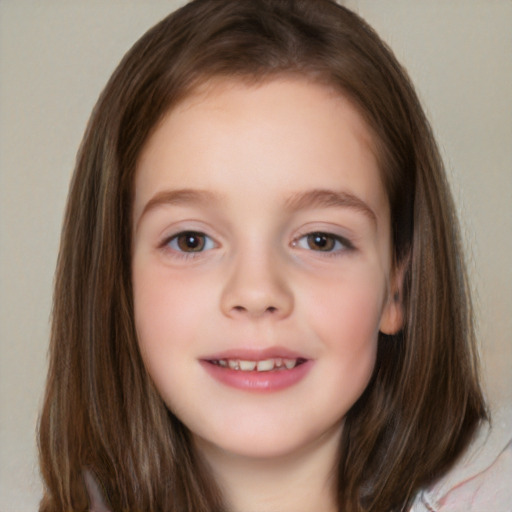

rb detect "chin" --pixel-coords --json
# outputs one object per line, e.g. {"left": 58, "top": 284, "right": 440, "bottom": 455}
{"left": 193, "top": 418, "right": 344, "bottom": 463}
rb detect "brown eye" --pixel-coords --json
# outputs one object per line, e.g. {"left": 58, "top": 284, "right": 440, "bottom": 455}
{"left": 174, "top": 232, "right": 207, "bottom": 252}
{"left": 294, "top": 231, "right": 353, "bottom": 254}
{"left": 306, "top": 233, "right": 336, "bottom": 251}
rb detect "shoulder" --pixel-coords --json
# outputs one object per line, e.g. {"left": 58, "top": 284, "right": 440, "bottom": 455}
{"left": 411, "top": 404, "right": 512, "bottom": 512}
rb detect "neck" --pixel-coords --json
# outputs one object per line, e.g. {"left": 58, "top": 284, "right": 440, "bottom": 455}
{"left": 194, "top": 426, "right": 341, "bottom": 512}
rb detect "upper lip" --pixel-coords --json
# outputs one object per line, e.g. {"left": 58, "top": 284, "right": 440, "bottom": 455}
{"left": 200, "top": 346, "right": 309, "bottom": 362}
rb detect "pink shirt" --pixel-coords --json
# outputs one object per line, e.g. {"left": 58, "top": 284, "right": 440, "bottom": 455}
{"left": 411, "top": 405, "right": 512, "bottom": 511}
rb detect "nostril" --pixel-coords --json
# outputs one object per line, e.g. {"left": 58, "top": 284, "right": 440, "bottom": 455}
{"left": 230, "top": 304, "right": 278, "bottom": 315}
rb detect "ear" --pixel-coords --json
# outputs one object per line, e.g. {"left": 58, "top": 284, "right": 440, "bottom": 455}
{"left": 379, "top": 262, "right": 406, "bottom": 335}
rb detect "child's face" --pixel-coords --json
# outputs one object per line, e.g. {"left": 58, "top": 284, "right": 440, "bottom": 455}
{"left": 132, "top": 78, "right": 401, "bottom": 461}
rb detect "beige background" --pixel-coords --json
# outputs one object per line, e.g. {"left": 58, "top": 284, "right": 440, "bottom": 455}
{"left": 1, "top": 1, "right": 510, "bottom": 509}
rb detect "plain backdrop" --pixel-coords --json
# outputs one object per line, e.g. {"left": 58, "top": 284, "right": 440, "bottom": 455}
{"left": 1, "top": 1, "right": 511, "bottom": 509}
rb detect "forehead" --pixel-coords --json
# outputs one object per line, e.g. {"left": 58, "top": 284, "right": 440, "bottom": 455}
{"left": 133, "top": 77, "right": 387, "bottom": 223}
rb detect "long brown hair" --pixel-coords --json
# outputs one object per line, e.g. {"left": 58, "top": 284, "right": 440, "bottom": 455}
{"left": 38, "top": 1, "right": 487, "bottom": 510}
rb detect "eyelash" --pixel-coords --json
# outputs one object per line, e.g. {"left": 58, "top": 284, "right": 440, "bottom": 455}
{"left": 292, "top": 231, "right": 354, "bottom": 255}
{"left": 161, "top": 231, "right": 216, "bottom": 259}
{"left": 161, "top": 230, "right": 354, "bottom": 259}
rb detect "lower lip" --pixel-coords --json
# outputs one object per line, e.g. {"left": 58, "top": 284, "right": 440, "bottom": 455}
{"left": 200, "top": 360, "right": 313, "bottom": 392}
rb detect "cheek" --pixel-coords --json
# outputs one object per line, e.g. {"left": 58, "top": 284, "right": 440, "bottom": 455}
{"left": 304, "top": 264, "right": 385, "bottom": 334}
{"left": 300, "top": 265, "right": 385, "bottom": 374}
{"left": 132, "top": 265, "right": 212, "bottom": 392}
{"left": 134, "top": 263, "right": 209, "bottom": 340}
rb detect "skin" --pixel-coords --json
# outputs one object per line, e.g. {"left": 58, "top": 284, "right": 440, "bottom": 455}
{"left": 131, "top": 78, "right": 402, "bottom": 512}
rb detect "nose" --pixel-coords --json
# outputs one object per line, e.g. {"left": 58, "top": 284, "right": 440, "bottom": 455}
{"left": 220, "top": 249, "right": 294, "bottom": 320}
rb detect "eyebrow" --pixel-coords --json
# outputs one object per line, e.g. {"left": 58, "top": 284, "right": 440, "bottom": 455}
{"left": 136, "top": 188, "right": 221, "bottom": 229}
{"left": 136, "top": 187, "right": 377, "bottom": 229}
{"left": 285, "top": 189, "right": 377, "bottom": 223}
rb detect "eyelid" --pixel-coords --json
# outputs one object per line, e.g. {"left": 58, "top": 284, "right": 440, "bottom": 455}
{"left": 292, "top": 230, "right": 355, "bottom": 253}
{"left": 160, "top": 230, "right": 218, "bottom": 258}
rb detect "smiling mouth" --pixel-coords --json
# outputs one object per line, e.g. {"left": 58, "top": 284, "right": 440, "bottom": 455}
{"left": 208, "top": 357, "right": 307, "bottom": 372}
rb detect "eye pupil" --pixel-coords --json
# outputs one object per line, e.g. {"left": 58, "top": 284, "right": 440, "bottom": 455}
{"left": 307, "top": 233, "right": 334, "bottom": 251}
{"left": 177, "top": 232, "right": 205, "bottom": 252}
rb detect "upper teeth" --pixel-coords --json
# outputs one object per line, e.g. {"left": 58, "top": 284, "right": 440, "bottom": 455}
{"left": 215, "top": 357, "right": 299, "bottom": 372}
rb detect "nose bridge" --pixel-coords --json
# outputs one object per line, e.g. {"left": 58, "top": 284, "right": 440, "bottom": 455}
{"left": 220, "top": 239, "right": 293, "bottom": 319}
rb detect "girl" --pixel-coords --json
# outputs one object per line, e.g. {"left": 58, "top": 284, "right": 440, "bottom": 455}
{"left": 38, "top": 1, "right": 510, "bottom": 511}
